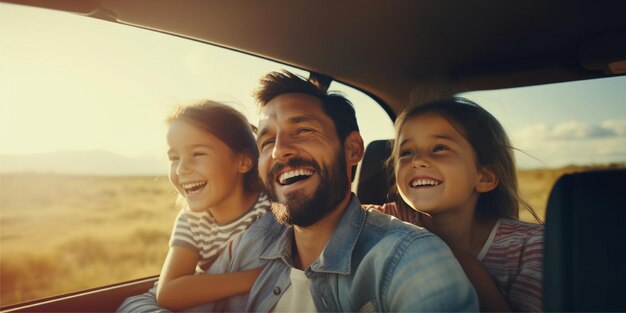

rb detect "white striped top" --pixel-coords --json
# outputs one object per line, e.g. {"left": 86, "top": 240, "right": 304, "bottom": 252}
{"left": 169, "top": 193, "right": 271, "bottom": 270}
{"left": 379, "top": 203, "right": 544, "bottom": 312}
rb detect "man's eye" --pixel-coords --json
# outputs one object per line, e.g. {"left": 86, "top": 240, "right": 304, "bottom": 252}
{"left": 296, "top": 128, "right": 312, "bottom": 135}
{"left": 260, "top": 139, "right": 275, "bottom": 149}
{"left": 193, "top": 152, "right": 207, "bottom": 157}
{"left": 168, "top": 156, "right": 179, "bottom": 162}
{"left": 432, "top": 144, "right": 449, "bottom": 152}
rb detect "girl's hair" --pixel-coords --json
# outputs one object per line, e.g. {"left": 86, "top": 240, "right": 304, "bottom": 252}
{"left": 387, "top": 97, "right": 541, "bottom": 222}
{"left": 167, "top": 100, "right": 260, "bottom": 192}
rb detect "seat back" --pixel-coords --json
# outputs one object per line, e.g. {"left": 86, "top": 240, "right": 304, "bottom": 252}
{"left": 544, "top": 169, "right": 626, "bottom": 312}
{"left": 356, "top": 140, "right": 393, "bottom": 205}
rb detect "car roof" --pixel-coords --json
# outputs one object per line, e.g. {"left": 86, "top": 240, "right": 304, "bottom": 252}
{"left": 4, "top": 0, "right": 626, "bottom": 114}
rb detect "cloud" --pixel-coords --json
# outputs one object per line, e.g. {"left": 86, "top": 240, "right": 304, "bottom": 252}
{"left": 511, "top": 120, "right": 626, "bottom": 168}
{"left": 515, "top": 119, "right": 626, "bottom": 141}
{"left": 551, "top": 121, "right": 613, "bottom": 140}
{"left": 602, "top": 120, "right": 626, "bottom": 136}
{"left": 513, "top": 137, "right": 626, "bottom": 168}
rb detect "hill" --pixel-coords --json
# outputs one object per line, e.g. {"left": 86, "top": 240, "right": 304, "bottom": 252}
{"left": 0, "top": 150, "right": 166, "bottom": 176}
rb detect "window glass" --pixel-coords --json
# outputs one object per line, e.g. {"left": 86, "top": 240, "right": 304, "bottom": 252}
{"left": 460, "top": 76, "right": 626, "bottom": 222}
{"left": 329, "top": 82, "right": 395, "bottom": 148}
{"left": 0, "top": 3, "right": 391, "bottom": 305}
{"left": 329, "top": 82, "right": 395, "bottom": 189}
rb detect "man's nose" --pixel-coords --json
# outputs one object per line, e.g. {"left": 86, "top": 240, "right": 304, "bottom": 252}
{"left": 271, "top": 133, "right": 297, "bottom": 161}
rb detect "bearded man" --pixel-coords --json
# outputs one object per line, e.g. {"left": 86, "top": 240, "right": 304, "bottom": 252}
{"left": 119, "top": 71, "right": 478, "bottom": 312}
{"left": 242, "top": 71, "right": 477, "bottom": 312}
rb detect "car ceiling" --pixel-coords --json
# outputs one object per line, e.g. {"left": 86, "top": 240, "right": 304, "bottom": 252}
{"left": 3, "top": 0, "right": 626, "bottom": 115}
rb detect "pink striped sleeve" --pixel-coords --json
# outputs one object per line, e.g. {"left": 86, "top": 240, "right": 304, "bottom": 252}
{"left": 380, "top": 202, "right": 423, "bottom": 226}
{"left": 508, "top": 227, "right": 544, "bottom": 312}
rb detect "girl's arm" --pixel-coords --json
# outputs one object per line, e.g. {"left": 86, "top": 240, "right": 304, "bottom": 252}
{"left": 156, "top": 246, "right": 263, "bottom": 311}
{"left": 452, "top": 249, "right": 512, "bottom": 312}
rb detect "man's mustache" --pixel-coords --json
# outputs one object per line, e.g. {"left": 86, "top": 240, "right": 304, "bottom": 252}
{"left": 267, "top": 157, "right": 322, "bottom": 183}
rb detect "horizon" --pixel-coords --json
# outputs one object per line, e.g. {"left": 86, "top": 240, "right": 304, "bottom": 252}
{"left": 1, "top": 148, "right": 624, "bottom": 176}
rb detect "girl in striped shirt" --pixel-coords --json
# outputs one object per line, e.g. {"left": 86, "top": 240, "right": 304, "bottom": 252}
{"left": 157, "top": 100, "right": 270, "bottom": 311}
{"left": 381, "top": 97, "right": 543, "bottom": 312}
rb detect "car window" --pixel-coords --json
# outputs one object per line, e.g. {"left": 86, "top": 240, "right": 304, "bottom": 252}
{"left": 459, "top": 76, "right": 626, "bottom": 222}
{"left": 0, "top": 3, "right": 393, "bottom": 306}
{"left": 328, "top": 81, "right": 396, "bottom": 189}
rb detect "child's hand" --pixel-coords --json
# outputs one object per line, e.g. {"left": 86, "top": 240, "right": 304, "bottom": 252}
{"left": 242, "top": 267, "right": 264, "bottom": 285}
{"left": 451, "top": 249, "right": 511, "bottom": 312}
{"left": 362, "top": 204, "right": 385, "bottom": 211}
{"left": 249, "top": 267, "right": 264, "bottom": 276}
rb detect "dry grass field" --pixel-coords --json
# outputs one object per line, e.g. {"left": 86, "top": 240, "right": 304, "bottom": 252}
{"left": 516, "top": 164, "right": 624, "bottom": 222}
{"left": 0, "top": 174, "right": 178, "bottom": 306}
{"left": 0, "top": 164, "right": 623, "bottom": 306}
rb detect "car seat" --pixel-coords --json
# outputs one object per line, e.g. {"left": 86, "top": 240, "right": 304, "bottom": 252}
{"left": 356, "top": 139, "right": 393, "bottom": 205}
{"left": 543, "top": 169, "right": 626, "bottom": 311}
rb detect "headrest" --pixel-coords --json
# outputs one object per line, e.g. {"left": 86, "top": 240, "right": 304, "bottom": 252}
{"left": 356, "top": 140, "right": 393, "bottom": 205}
{"left": 544, "top": 169, "right": 626, "bottom": 311}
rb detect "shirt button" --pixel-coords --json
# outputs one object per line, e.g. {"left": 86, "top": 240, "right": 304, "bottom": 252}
{"left": 273, "top": 287, "right": 281, "bottom": 295}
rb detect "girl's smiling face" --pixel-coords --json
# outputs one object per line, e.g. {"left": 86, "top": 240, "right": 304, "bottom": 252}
{"left": 167, "top": 120, "right": 247, "bottom": 213}
{"left": 395, "top": 112, "right": 492, "bottom": 215}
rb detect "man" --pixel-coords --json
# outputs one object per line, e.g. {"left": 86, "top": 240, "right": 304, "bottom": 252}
{"left": 119, "top": 71, "right": 478, "bottom": 312}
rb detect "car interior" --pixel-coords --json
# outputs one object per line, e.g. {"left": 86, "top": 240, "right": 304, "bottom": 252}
{"left": 543, "top": 169, "right": 626, "bottom": 311}
{"left": 1, "top": 1, "right": 625, "bottom": 312}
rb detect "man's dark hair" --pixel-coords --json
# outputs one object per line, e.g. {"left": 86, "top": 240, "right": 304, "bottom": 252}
{"left": 254, "top": 70, "right": 359, "bottom": 142}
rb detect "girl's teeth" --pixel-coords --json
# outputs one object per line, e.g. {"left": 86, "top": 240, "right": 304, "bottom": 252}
{"left": 182, "top": 181, "right": 207, "bottom": 194}
{"left": 183, "top": 181, "right": 206, "bottom": 189}
{"left": 411, "top": 179, "right": 441, "bottom": 187}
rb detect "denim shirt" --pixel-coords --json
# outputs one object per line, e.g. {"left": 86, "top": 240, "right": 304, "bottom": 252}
{"left": 118, "top": 194, "right": 478, "bottom": 312}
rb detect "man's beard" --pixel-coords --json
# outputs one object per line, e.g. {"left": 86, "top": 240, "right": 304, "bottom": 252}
{"left": 264, "top": 150, "right": 349, "bottom": 227}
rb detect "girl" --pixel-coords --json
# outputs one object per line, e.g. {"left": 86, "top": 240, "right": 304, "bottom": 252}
{"left": 382, "top": 97, "right": 543, "bottom": 312}
{"left": 157, "top": 100, "right": 270, "bottom": 311}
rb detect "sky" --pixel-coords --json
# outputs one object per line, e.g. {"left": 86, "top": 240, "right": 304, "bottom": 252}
{"left": 0, "top": 3, "right": 392, "bottom": 167}
{"left": 461, "top": 78, "right": 626, "bottom": 168}
{"left": 1, "top": 3, "right": 625, "bottom": 172}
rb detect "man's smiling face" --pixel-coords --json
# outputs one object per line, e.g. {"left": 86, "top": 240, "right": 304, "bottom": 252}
{"left": 256, "top": 93, "right": 349, "bottom": 227}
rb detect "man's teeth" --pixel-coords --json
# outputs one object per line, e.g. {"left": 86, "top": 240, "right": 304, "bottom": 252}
{"left": 279, "top": 169, "right": 314, "bottom": 184}
{"left": 410, "top": 179, "right": 441, "bottom": 188}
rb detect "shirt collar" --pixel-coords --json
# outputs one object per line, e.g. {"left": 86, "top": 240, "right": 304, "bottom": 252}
{"left": 260, "top": 222, "right": 296, "bottom": 267}
{"left": 259, "top": 194, "right": 366, "bottom": 275}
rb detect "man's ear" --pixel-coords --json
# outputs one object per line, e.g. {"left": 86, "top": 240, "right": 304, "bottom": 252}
{"left": 476, "top": 166, "right": 498, "bottom": 193}
{"left": 237, "top": 153, "right": 254, "bottom": 174}
{"left": 344, "top": 131, "right": 364, "bottom": 166}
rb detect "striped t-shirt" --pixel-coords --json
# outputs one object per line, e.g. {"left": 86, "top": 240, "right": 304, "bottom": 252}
{"left": 478, "top": 218, "right": 543, "bottom": 312}
{"left": 169, "top": 193, "right": 271, "bottom": 270}
{"left": 378, "top": 202, "right": 543, "bottom": 312}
